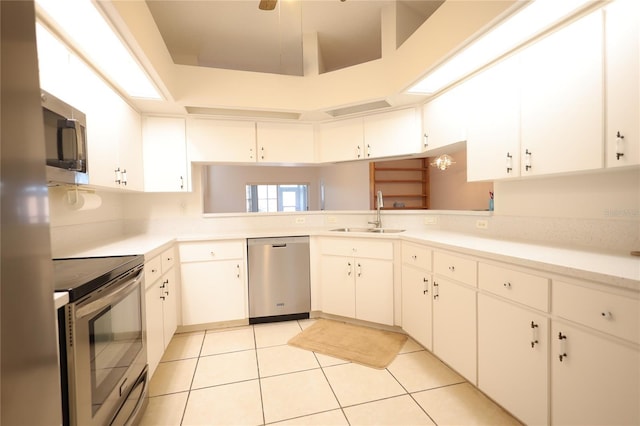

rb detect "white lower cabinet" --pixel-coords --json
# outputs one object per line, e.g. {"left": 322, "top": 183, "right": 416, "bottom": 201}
{"left": 179, "top": 240, "right": 247, "bottom": 326}
{"left": 432, "top": 277, "right": 477, "bottom": 384}
{"left": 551, "top": 320, "right": 640, "bottom": 425}
{"left": 319, "top": 238, "right": 394, "bottom": 326}
{"left": 145, "top": 247, "right": 177, "bottom": 377}
{"left": 478, "top": 294, "right": 549, "bottom": 425}
{"left": 401, "top": 241, "right": 433, "bottom": 349}
{"left": 401, "top": 265, "right": 432, "bottom": 349}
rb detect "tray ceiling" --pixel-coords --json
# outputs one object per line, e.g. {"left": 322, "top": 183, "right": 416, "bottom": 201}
{"left": 145, "top": 0, "right": 443, "bottom": 76}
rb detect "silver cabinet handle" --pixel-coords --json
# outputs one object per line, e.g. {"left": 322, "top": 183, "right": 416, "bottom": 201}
{"left": 506, "top": 152, "right": 513, "bottom": 174}
{"left": 616, "top": 131, "right": 625, "bottom": 160}
{"left": 180, "top": 175, "right": 184, "bottom": 190}
{"left": 366, "top": 144, "right": 371, "bottom": 157}
{"left": 357, "top": 263, "right": 362, "bottom": 277}
{"left": 433, "top": 281, "right": 439, "bottom": 300}
{"left": 347, "top": 262, "right": 352, "bottom": 276}
{"left": 236, "top": 264, "right": 241, "bottom": 278}
{"left": 423, "top": 277, "right": 429, "bottom": 294}
{"left": 114, "top": 167, "right": 122, "bottom": 184}
{"left": 525, "top": 149, "right": 532, "bottom": 171}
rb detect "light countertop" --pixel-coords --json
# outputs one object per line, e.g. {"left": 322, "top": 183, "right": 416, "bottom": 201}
{"left": 59, "top": 228, "right": 640, "bottom": 291}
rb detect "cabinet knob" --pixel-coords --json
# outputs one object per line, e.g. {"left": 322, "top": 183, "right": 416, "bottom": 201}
{"left": 448, "top": 265, "right": 455, "bottom": 272}
{"left": 503, "top": 282, "right": 512, "bottom": 289}
{"left": 412, "top": 255, "right": 417, "bottom": 261}
{"left": 601, "top": 311, "right": 612, "bottom": 320}
{"left": 210, "top": 251, "right": 215, "bottom": 256}
{"left": 151, "top": 268, "right": 157, "bottom": 273}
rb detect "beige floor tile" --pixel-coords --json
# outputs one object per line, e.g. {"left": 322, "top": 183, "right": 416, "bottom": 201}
{"left": 343, "top": 395, "right": 436, "bottom": 426}
{"left": 191, "top": 349, "right": 258, "bottom": 389}
{"left": 413, "top": 383, "right": 522, "bottom": 426}
{"left": 271, "top": 409, "right": 349, "bottom": 426}
{"left": 399, "top": 337, "right": 425, "bottom": 354}
{"left": 315, "top": 352, "right": 350, "bottom": 368}
{"left": 182, "top": 380, "right": 263, "bottom": 426}
{"left": 149, "top": 358, "right": 198, "bottom": 397}
{"left": 257, "top": 344, "right": 319, "bottom": 377}
{"left": 139, "top": 392, "right": 188, "bottom": 426}
{"left": 387, "top": 350, "right": 464, "bottom": 393}
{"left": 261, "top": 369, "right": 340, "bottom": 423}
{"left": 201, "top": 326, "right": 255, "bottom": 356}
{"left": 254, "top": 321, "right": 303, "bottom": 348}
{"left": 161, "top": 331, "right": 204, "bottom": 362}
{"left": 323, "top": 362, "right": 406, "bottom": 407}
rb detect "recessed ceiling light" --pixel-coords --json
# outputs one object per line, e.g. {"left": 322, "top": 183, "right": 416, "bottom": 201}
{"left": 408, "top": 0, "right": 594, "bottom": 95}
{"left": 35, "top": 0, "right": 161, "bottom": 100}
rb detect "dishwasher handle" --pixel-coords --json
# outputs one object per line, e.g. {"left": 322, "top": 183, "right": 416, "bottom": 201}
{"left": 271, "top": 243, "right": 287, "bottom": 248}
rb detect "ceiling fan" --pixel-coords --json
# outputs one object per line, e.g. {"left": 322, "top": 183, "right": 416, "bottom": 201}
{"left": 259, "top": 0, "right": 277, "bottom": 11}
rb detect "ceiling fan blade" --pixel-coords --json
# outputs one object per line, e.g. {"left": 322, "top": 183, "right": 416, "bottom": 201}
{"left": 259, "top": 0, "right": 277, "bottom": 11}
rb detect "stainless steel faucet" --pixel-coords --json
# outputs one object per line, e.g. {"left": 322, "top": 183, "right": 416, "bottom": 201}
{"left": 369, "top": 190, "right": 384, "bottom": 228}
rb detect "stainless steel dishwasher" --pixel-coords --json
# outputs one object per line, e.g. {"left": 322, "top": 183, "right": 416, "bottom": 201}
{"left": 247, "top": 236, "right": 311, "bottom": 324}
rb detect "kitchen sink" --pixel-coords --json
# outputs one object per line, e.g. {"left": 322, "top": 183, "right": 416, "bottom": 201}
{"left": 330, "top": 227, "right": 405, "bottom": 233}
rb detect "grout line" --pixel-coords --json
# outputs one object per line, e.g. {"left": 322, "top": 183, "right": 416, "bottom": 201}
{"left": 178, "top": 332, "right": 207, "bottom": 425}
{"left": 314, "top": 353, "right": 352, "bottom": 426}
{"left": 252, "top": 325, "right": 267, "bottom": 426}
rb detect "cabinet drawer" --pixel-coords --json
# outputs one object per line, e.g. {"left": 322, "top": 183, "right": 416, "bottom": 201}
{"left": 320, "top": 238, "right": 393, "bottom": 260}
{"left": 402, "top": 242, "right": 432, "bottom": 271}
{"left": 179, "top": 240, "right": 244, "bottom": 262}
{"left": 145, "top": 256, "right": 162, "bottom": 288}
{"left": 479, "top": 262, "right": 549, "bottom": 312}
{"left": 433, "top": 251, "right": 477, "bottom": 287}
{"left": 161, "top": 247, "right": 175, "bottom": 272}
{"left": 553, "top": 280, "right": 640, "bottom": 344}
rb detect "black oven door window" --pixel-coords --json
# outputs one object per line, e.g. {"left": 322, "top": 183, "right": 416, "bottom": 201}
{"left": 88, "top": 286, "right": 143, "bottom": 415}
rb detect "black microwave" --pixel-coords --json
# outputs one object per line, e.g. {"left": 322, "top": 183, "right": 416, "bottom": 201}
{"left": 42, "top": 90, "right": 89, "bottom": 185}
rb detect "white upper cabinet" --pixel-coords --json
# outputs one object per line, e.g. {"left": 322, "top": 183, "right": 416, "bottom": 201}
{"left": 188, "top": 119, "right": 256, "bottom": 163}
{"left": 256, "top": 122, "right": 315, "bottom": 163}
{"left": 362, "top": 108, "right": 421, "bottom": 159}
{"left": 466, "top": 56, "right": 521, "bottom": 182}
{"left": 520, "top": 10, "right": 604, "bottom": 176}
{"left": 186, "top": 119, "right": 314, "bottom": 164}
{"left": 605, "top": 0, "right": 640, "bottom": 168}
{"left": 142, "top": 116, "right": 190, "bottom": 192}
{"left": 422, "top": 83, "right": 469, "bottom": 152}
{"left": 318, "top": 117, "right": 365, "bottom": 162}
{"left": 37, "top": 32, "right": 143, "bottom": 191}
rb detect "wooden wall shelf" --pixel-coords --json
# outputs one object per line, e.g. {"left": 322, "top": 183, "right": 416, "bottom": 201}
{"left": 370, "top": 158, "right": 430, "bottom": 210}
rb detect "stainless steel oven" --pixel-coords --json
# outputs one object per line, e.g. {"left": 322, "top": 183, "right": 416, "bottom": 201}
{"left": 55, "top": 255, "right": 148, "bottom": 426}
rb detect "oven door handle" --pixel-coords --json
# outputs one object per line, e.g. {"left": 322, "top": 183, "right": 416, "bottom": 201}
{"left": 75, "top": 270, "right": 144, "bottom": 319}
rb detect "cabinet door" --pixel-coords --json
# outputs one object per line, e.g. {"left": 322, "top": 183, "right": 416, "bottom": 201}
{"left": 552, "top": 321, "right": 640, "bottom": 425}
{"left": 143, "top": 116, "right": 189, "bottom": 192}
{"left": 478, "top": 294, "right": 549, "bottom": 425}
{"left": 466, "top": 56, "right": 521, "bottom": 181}
{"left": 355, "top": 258, "right": 394, "bottom": 325}
{"left": 432, "top": 278, "right": 477, "bottom": 383}
{"left": 520, "top": 11, "right": 604, "bottom": 176}
{"left": 145, "top": 282, "right": 165, "bottom": 378}
{"left": 114, "top": 99, "right": 144, "bottom": 191}
{"left": 401, "top": 265, "right": 432, "bottom": 349}
{"left": 605, "top": 0, "right": 640, "bottom": 168}
{"left": 422, "top": 83, "right": 468, "bottom": 152}
{"left": 320, "top": 255, "right": 356, "bottom": 318}
{"left": 256, "top": 122, "right": 315, "bottom": 163}
{"left": 318, "top": 117, "right": 363, "bottom": 162}
{"left": 363, "top": 108, "right": 420, "bottom": 159}
{"left": 161, "top": 268, "right": 177, "bottom": 347}
{"left": 180, "top": 260, "right": 246, "bottom": 325}
{"left": 188, "top": 118, "right": 256, "bottom": 162}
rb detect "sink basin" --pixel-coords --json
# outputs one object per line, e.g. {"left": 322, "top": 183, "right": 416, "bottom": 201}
{"left": 330, "top": 227, "right": 405, "bottom": 234}
{"left": 330, "top": 227, "right": 374, "bottom": 233}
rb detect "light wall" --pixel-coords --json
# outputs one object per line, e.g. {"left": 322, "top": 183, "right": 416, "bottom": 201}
{"left": 429, "top": 148, "right": 494, "bottom": 211}
{"left": 494, "top": 168, "right": 640, "bottom": 220}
